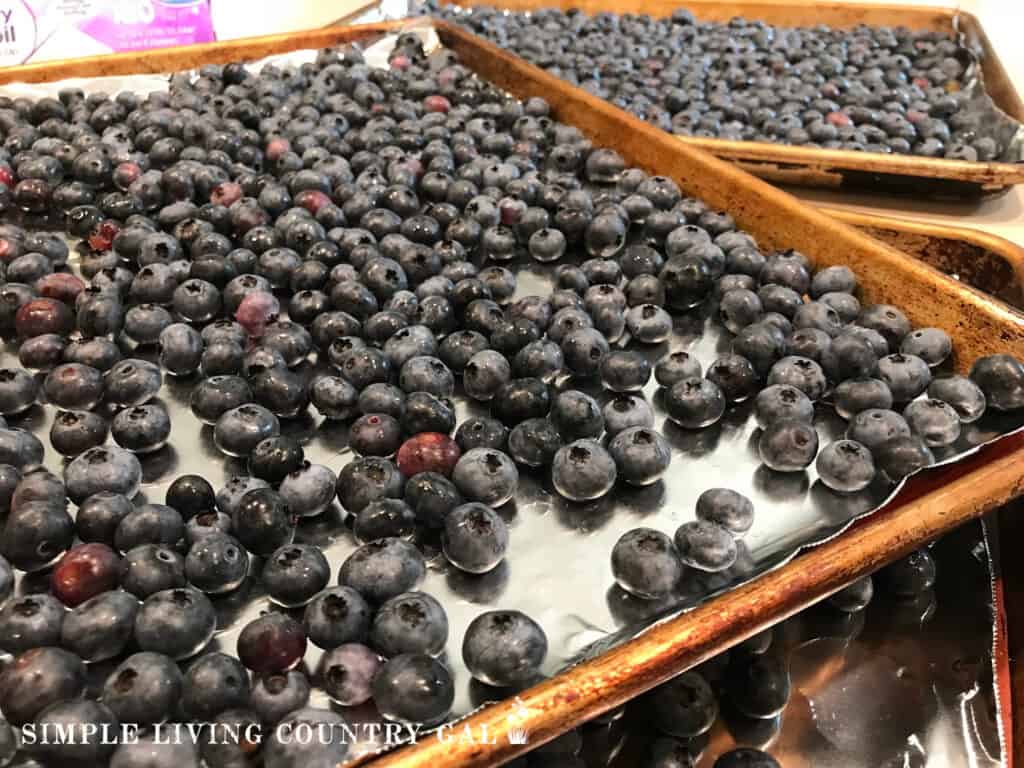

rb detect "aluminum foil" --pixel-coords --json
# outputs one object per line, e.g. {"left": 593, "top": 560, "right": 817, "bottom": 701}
{"left": 0, "top": 25, "right": 1018, "bottom": 765}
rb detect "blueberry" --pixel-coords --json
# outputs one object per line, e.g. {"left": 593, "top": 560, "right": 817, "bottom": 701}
{"left": 114, "top": 503, "right": 184, "bottom": 551}
{"left": 727, "top": 651, "right": 792, "bottom": 719}
{"left": 76, "top": 490, "right": 134, "bottom": 544}
{"left": 372, "top": 653, "right": 454, "bottom": 727}
{"left": 318, "top": 643, "right": 382, "bottom": 706}
{"left": 767, "top": 356, "right": 828, "bottom": 401}
{"left": 696, "top": 488, "right": 755, "bottom": 537}
{"left": 263, "top": 544, "right": 331, "bottom": 607}
{"left": 647, "top": 671, "right": 717, "bottom": 738}
{"left": 833, "top": 378, "right": 894, "bottom": 420}
{"left": 105, "top": 358, "right": 162, "bottom": 407}
{"left": 970, "top": 354, "right": 1024, "bottom": 411}
{"left": 134, "top": 587, "right": 214, "bottom": 662}
{"left": 608, "top": 427, "right": 672, "bottom": 486}
{"left": 0, "top": 368, "right": 38, "bottom": 414}
{"left": 819, "top": 291, "right": 862, "bottom": 324}
{"left": 463, "top": 349, "right": 512, "bottom": 401}
{"left": 60, "top": 589, "right": 138, "bottom": 661}
{"left": 626, "top": 303, "right": 673, "bottom": 343}
{"left": 903, "top": 398, "right": 962, "bottom": 447}
{"left": 310, "top": 374, "right": 359, "bottom": 420}
{"left": 786, "top": 328, "right": 832, "bottom": 363}
{"left": 237, "top": 611, "right": 307, "bottom": 675}
{"left": 462, "top": 609, "right": 547, "bottom": 686}
{"left": 112, "top": 402, "right": 172, "bottom": 453}
{"left": 927, "top": 376, "right": 986, "bottom": 423}
{"left": 706, "top": 354, "right": 759, "bottom": 403}
{"left": 249, "top": 435, "right": 305, "bottom": 483}
{"left": 123, "top": 544, "right": 186, "bottom": 598}
{"left": 508, "top": 417, "right": 563, "bottom": 468}
{"left": 262, "top": 707, "right": 349, "bottom": 768}
{"left": 719, "top": 289, "right": 763, "bottom": 334}
{"left": 0, "top": 647, "right": 86, "bottom": 725}
{"left": 758, "top": 419, "right": 819, "bottom": 473}
{"left": 336, "top": 456, "right": 405, "bottom": 515}
{"left": 753, "top": 385, "right": 814, "bottom": 430}
{"left": 665, "top": 377, "right": 726, "bottom": 429}
{"left": 371, "top": 591, "right": 449, "bottom": 657}
{"left": 899, "top": 327, "right": 952, "bottom": 367}
{"left": 858, "top": 304, "right": 911, "bottom": 350}
{"left": 232, "top": 488, "right": 295, "bottom": 557}
{"left": 601, "top": 350, "right": 653, "bottom": 392}
{"left": 43, "top": 361, "right": 105, "bottom": 410}
{"left": 810, "top": 265, "right": 857, "bottom": 298}
{"left": 655, "top": 351, "right": 702, "bottom": 387}
{"left": 0, "top": 428, "right": 41, "bottom": 470}
{"left": 877, "top": 353, "right": 932, "bottom": 402}
{"left": 190, "top": 375, "right": 252, "bottom": 425}
{"left": 185, "top": 532, "right": 249, "bottom": 594}
{"left": 829, "top": 576, "right": 874, "bottom": 612}
{"left": 551, "top": 389, "right": 604, "bottom": 440}
{"left": 109, "top": 737, "right": 200, "bottom": 768}
{"left": 304, "top": 586, "right": 372, "bottom": 650}
{"left": 30, "top": 700, "right": 119, "bottom": 764}
{"left": 2, "top": 499, "right": 74, "bottom": 572}
{"left": 0, "top": 593, "right": 64, "bottom": 654}
{"left": 277, "top": 462, "right": 337, "bottom": 519}
{"left": 881, "top": 549, "right": 937, "bottom": 596}
{"left": 611, "top": 528, "right": 683, "bottom": 599}
{"left": 349, "top": 413, "right": 403, "bottom": 457}
{"left": 816, "top": 439, "right": 876, "bottom": 493}
{"left": 442, "top": 502, "right": 510, "bottom": 574}
{"left": 713, "top": 749, "right": 781, "bottom": 768}
{"left": 452, "top": 447, "right": 519, "bottom": 507}
{"left": 182, "top": 651, "right": 251, "bottom": 719}
{"left": 646, "top": 736, "right": 705, "bottom": 768}
{"left": 552, "top": 439, "right": 617, "bottom": 501}
{"left": 339, "top": 537, "right": 426, "bottom": 605}
{"left": 875, "top": 434, "right": 935, "bottom": 482}
{"left": 562, "top": 326, "right": 611, "bottom": 377}
{"left": 820, "top": 332, "right": 879, "bottom": 381}
{"left": 49, "top": 409, "right": 109, "bottom": 456}
{"left": 249, "top": 670, "right": 311, "bottom": 726}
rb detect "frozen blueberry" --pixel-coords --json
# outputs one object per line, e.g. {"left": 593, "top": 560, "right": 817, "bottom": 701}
{"left": 452, "top": 447, "right": 519, "bottom": 507}
{"left": 43, "top": 362, "right": 104, "bottom": 410}
{"left": 829, "top": 576, "right": 874, "bottom": 613}
{"left": 626, "top": 303, "right": 673, "bottom": 344}
{"left": 816, "top": 439, "right": 876, "bottom": 493}
{"left": 0, "top": 593, "right": 65, "bottom": 654}
{"left": 928, "top": 376, "right": 986, "bottom": 423}
{"left": 767, "top": 356, "right": 828, "bottom": 401}
{"left": 249, "top": 670, "right": 311, "bottom": 726}
{"left": 304, "top": 586, "right": 372, "bottom": 650}
{"left": 336, "top": 457, "right": 405, "bottom": 515}
{"left": 105, "top": 358, "right": 162, "bottom": 407}
{"left": 185, "top": 532, "right": 249, "bottom": 594}
{"left": 726, "top": 652, "right": 791, "bottom": 719}
{"left": 462, "top": 609, "right": 547, "bottom": 686}
{"left": 970, "top": 354, "right": 1024, "bottom": 411}
{"left": 339, "top": 537, "right": 426, "bottom": 605}
{"left": 655, "top": 351, "right": 702, "bottom": 387}
{"left": 648, "top": 671, "right": 717, "bottom": 738}
{"left": 877, "top": 353, "right": 932, "bottom": 402}
{"left": 601, "top": 350, "right": 653, "bottom": 393}
{"left": 900, "top": 327, "right": 952, "bottom": 367}
{"left": 442, "top": 502, "right": 510, "bottom": 574}
{"left": 833, "top": 378, "right": 894, "bottom": 420}
{"left": 758, "top": 419, "right": 819, "bottom": 473}
{"left": 370, "top": 591, "right": 449, "bottom": 657}
{"left": 903, "top": 398, "right": 962, "bottom": 447}
{"left": 875, "top": 434, "right": 935, "bottom": 482}
{"left": 611, "top": 528, "right": 683, "bottom": 599}
{"left": 232, "top": 488, "right": 295, "bottom": 557}
{"left": 0, "top": 647, "right": 85, "bottom": 725}
{"left": 112, "top": 402, "right": 172, "bottom": 453}
{"left": 552, "top": 439, "right": 617, "bottom": 501}
{"left": 61, "top": 589, "right": 138, "bottom": 662}
{"left": 134, "top": 587, "right": 217, "bottom": 660}
{"left": 181, "top": 652, "right": 250, "bottom": 720}
{"left": 665, "top": 377, "right": 726, "bottom": 429}
{"left": 696, "top": 488, "right": 755, "bottom": 537}
{"left": 846, "top": 408, "right": 912, "bottom": 450}
{"left": 372, "top": 653, "right": 454, "bottom": 727}
{"left": 213, "top": 404, "right": 280, "bottom": 457}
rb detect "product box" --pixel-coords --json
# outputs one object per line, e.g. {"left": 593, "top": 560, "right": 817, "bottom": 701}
{"left": 0, "top": 0, "right": 215, "bottom": 65}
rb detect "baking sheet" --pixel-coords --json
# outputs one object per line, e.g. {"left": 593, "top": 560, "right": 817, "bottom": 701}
{"left": 0, "top": 25, "right": 1020, "bottom": 765}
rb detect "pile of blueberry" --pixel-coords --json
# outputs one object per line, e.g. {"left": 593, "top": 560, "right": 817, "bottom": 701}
{"left": 0, "top": 25, "right": 1017, "bottom": 768}
{"left": 429, "top": 2, "right": 1009, "bottom": 161}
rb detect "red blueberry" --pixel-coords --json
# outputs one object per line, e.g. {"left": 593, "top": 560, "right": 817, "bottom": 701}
{"left": 913, "top": 76, "right": 931, "bottom": 89}
{"left": 423, "top": 95, "right": 451, "bottom": 114}
{"left": 294, "top": 189, "right": 331, "bottom": 214}
{"left": 0, "top": 166, "right": 14, "bottom": 188}
{"left": 15, "top": 297, "right": 74, "bottom": 339}
{"left": 825, "top": 111, "right": 852, "bottom": 127}
{"left": 396, "top": 432, "right": 462, "bottom": 478}
{"left": 87, "top": 220, "right": 120, "bottom": 252}
{"left": 0, "top": 237, "right": 18, "bottom": 263}
{"left": 237, "top": 612, "right": 307, "bottom": 675}
{"left": 51, "top": 543, "right": 122, "bottom": 607}
{"left": 499, "top": 197, "right": 527, "bottom": 226}
{"left": 265, "top": 138, "right": 290, "bottom": 161}
{"left": 235, "top": 290, "right": 280, "bottom": 338}
{"left": 390, "top": 54, "right": 411, "bottom": 71}
{"left": 113, "top": 162, "right": 141, "bottom": 191}
{"left": 210, "top": 181, "right": 243, "bottom": 207}
{"left": 36, "top": 273, "right": 85, "bottom": 305}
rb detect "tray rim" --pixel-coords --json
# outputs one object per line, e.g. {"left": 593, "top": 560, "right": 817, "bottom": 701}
{"left": 2, "top": 18, "right": 1024, "bottom": 765}
{"left": 433, "top": 0, "right": 1024, "bottom": 193}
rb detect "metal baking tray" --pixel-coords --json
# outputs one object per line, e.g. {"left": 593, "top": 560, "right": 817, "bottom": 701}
{"left": 430, "top": 0, "right": 1024, "bottom": 200}
{"left": 3, "top": 18, "right": 1024, "bottom": 767}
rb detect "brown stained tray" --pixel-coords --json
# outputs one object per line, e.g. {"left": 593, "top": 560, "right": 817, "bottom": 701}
{"left": 3, "top": 19, "right": 1024, "bottom": 766}
{"left": 434, "top": 0, "right": 1024, "bottom": 200}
